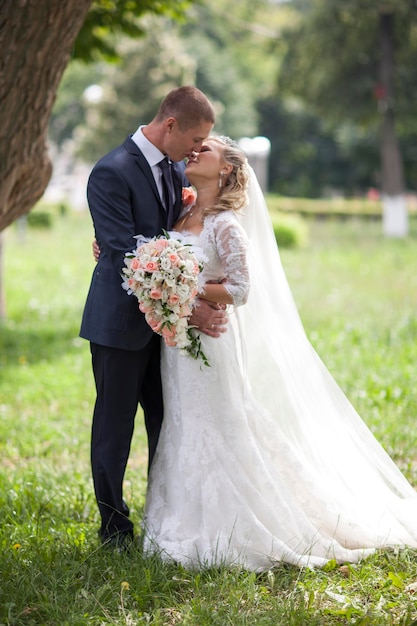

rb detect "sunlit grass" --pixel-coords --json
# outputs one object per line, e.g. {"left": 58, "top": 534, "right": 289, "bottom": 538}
{"left": 2, "top": 209, "right": 417, "bottom": 624}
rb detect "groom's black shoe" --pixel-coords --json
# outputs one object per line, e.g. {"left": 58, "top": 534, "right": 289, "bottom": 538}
{"left": 101, "top": 531, "right": 134, "bottom": 553}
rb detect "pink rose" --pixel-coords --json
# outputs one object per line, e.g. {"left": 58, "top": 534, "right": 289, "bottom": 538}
{"left": 139, "top": 302, "right": 152, "bottom": 314}
{"left": 182, "top": 186, "right": 197, "bottom": 207}
{"left": 168, "top": 253, "right": 179, "bottom": 265}
{"left": 168, "top": 294, "right": 180, "bottom": 305}
{"left": 145, "top": 261, "right": 159, "bottom": 271}
{"left": 161, "top": 325, "right": 176, "bottom": 339}
{"left": 146, "top": 314, "right": 162, "bottom": 333}
{"left": 130, "top": 257, "right": 141, "bottom": 270}
{"left": 150, "top": 287, "right": 162, "bottom": 300}
{"left": 155, "top": 238, "right": 169, "bottom": 250}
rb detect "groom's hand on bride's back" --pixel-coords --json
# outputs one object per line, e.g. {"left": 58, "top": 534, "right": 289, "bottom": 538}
{"left": 190, "top": 298, "right": 228, "bottom": 338}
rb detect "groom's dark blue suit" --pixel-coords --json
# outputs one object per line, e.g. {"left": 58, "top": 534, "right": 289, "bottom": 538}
{"left": 80, "top": 136, "right": 186, "bottom": 542}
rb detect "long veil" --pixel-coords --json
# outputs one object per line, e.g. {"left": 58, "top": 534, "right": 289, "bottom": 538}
{"left": 235, "top": 166, "right": 417, "bottom": 544}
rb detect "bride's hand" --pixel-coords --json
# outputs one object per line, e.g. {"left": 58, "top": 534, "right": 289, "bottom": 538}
{"left": 190, "top": 298, "right": 228, "bottom": 338}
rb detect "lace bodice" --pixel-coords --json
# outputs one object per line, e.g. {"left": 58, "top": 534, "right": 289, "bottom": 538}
{"left": 174, "top": 211, "right": 250, "bottom": 307}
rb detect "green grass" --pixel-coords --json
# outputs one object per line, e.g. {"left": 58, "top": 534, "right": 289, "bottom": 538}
{"left": 2, "top": 209, "right": 417, "bottom": 624}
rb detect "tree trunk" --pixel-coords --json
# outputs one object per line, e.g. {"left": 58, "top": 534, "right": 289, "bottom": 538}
{"left": 0, "top": 0, "right": 92, "bottom": 232}
{"left": 379, "top": 11, "right": 408, "bottom": 237}
{"left": 0, "top": 233, "right": 4, "bottom": 320}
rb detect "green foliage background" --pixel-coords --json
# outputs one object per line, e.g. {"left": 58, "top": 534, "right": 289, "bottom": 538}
{"left": 49, "top": 0, "right": 417, "bottom": 197}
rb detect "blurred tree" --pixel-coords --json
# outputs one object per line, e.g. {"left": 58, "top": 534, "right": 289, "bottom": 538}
{"left": 258, "top": 98, "right": 346, "bottom": 197}
{"left": 49, "top": 62, "right": 107, "bottom": 149}
{"left": 46, "top": 0, "right": 417, "bottom": 203}
{"left": 256, "top": 96, "right": 382, "bottom": 197}
{"left": 0, "top": 0, "right": 91, "bottom": 233}
{"left": 66, "top": 1, "right": 285, "bottom": 160}
{"left": 74, "top": 0, "right": 189, "bottom": 62}
{"left": 76, "top": 25, "right": 196, "bottom": 163}
{"left": 0, "top": 0, "right": 189, "bottom": 321}
{"left": 183, "top": 34, "right": 258, "bottom": 139}
{"left": 178, "top": 0, "right": 284, "bottom": 137}
{"left": 277, "top": 0, "right": 417, "bottom": 235}
{"left": 0, "top": 0, "right": 189, "bottom": 233}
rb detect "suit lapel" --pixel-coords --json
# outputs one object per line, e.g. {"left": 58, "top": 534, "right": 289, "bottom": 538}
{"left": 123, "top": 136, "right": 185, "bottom": 226}
{"left": 123, "top": 137, "right": 162, "bottom": 207}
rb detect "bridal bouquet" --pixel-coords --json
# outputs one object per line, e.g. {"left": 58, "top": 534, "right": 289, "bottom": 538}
{"left": 122, "top": 232, "right": 209, "bottom": 365}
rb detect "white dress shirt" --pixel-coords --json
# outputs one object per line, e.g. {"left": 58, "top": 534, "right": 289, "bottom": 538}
{"left": 131, "top": 126, "right": 166, "bottom": 202}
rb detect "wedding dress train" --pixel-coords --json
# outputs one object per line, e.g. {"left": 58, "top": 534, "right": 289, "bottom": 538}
{"left": 143, "top": 176, "right": 417, "bottom": 571}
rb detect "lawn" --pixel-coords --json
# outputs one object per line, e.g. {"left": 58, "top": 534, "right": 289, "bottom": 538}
{"left": 1, "top": 208, "right": 417, "bottom": 625}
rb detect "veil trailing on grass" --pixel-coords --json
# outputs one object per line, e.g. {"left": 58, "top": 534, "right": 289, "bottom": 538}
{"left": 235, "top": 165, "right": 417, "bottom": 544}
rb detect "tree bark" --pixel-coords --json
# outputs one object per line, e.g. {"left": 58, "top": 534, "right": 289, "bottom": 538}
{"left": 379, "top": 11, "right": 408, "bottom": 237}
{"left": 0, "top": 232, "right": 4, "bottom": 320}
{"left": 0, "top": 0, "right": 92, "bottom": 232}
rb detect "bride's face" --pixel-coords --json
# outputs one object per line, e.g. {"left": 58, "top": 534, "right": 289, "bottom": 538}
{"left": 185, "top": 139, "right": 226, "bottom": 186}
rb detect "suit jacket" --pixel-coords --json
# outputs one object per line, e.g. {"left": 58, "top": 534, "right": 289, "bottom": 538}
{"left": 80, "top": 136, "right": 187, "bottom": 350}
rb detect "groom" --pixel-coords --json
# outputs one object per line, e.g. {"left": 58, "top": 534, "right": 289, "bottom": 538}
{"left": 80, "top": 86, "right": 225, "bottom": 548}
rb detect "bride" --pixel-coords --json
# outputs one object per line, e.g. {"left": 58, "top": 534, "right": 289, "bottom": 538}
{"left": 141, "top": 135, "right": 417, "bottom": 571}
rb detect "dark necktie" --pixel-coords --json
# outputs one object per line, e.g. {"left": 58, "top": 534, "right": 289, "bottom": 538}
{"left": 158, "top": 157, "right": 175, "bottom": 227}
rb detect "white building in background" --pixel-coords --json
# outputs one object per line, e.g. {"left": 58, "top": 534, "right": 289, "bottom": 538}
{"left": 238, "top": 136, "right": 271, "bottom": 192}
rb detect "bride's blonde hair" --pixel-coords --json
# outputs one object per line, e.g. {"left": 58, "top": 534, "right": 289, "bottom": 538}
{"left": 203, "top": 136, "right": 249, "bottom": 216}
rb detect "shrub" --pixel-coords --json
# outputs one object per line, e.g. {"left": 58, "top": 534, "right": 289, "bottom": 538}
{"left": 271, "top": 213, "right": 308, "bottom": 248}
{"left": 25, "top": 200, "right": 71, "bottom": 229}
{"left": 27, "top": 210, "right": 53, "bottom": 228}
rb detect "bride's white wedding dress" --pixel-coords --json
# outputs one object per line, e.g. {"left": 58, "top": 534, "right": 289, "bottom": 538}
{"left": 143, "top": 184, "right": 417, "bottom": 571}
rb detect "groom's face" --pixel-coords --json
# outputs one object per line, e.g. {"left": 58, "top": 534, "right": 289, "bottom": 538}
{"left": 164, "top": 119, "right": 213, "bottom": 162}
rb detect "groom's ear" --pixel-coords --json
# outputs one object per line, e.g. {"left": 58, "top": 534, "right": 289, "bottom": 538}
{"left": 165, "top": 117, "right": 176, "bottom": 132}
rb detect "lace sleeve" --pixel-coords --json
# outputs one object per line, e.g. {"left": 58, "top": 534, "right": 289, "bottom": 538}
{"left": 214, "top": 214, "right": 250, "bottom": 307}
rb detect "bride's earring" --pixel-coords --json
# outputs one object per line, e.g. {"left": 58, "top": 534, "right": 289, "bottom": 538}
{"left": 218, "top": 171, "right": 225, "bottom": 188}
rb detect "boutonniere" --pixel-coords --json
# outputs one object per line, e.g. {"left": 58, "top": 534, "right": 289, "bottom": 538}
{"left": 182, "top": 186, "right": 197, "bottom": 207}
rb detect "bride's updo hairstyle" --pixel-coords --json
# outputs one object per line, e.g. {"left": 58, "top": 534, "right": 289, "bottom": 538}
{"left": 205, "top": 135, "right": 250, "bottom": 216}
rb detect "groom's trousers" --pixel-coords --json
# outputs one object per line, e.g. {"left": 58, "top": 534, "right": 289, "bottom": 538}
{"left": 90, "top": 335, "right": 163, "bottom": 541}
